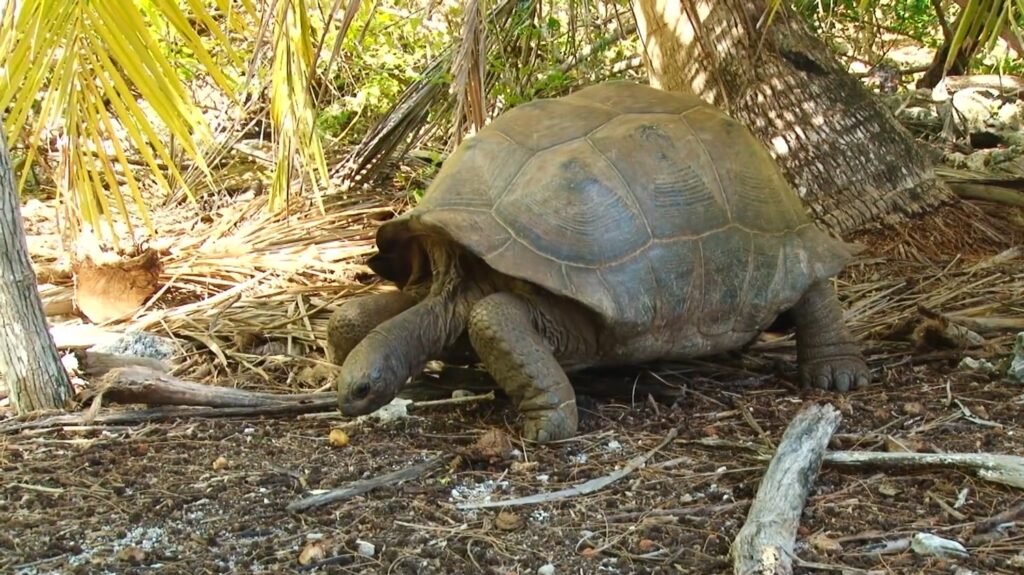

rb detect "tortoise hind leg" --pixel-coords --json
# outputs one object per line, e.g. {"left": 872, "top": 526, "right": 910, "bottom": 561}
{"left": 468, "top": 292, "right": 597, "bottom": 442}
{"left": 792, "top": 280, "right": 870, "bottom": 392}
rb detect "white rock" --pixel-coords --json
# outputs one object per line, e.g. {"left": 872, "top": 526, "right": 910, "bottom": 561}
{"left": 959, "top": 357, "right": 997, "bottom": 374}
{"left": 356, "top": 540, "right": 376, "bottom": 557}
{"left": 370, "top": 398, "right": 413, "bottom": 423}
{"left": 1008, "top": 332, "right": 1024, "bottom": 383}
{"left": 910, "top": 532, "right": 968, "bottom": 558}
{"left": 537, "top": 563, "right": 556, "bottom": 575}
{"left": 951, "top": 87, "right": 1000, "bottom": 131}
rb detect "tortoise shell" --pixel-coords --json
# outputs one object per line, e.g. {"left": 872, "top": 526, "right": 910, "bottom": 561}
{"left": 369, "top": 81, "right": 854, "bottom": 337}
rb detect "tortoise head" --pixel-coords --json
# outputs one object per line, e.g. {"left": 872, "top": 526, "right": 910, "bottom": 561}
{"left": 335, "top": 338, "right": 405, "bottom": 416}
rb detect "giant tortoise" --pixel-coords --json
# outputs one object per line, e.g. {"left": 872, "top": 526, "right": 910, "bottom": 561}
{"left": 328, "top": 81, "right": 870, "bottom": 442}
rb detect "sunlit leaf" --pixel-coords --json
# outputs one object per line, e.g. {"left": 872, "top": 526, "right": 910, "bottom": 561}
{"left": 1, "top": 0, "right": 240, "bottom": 241}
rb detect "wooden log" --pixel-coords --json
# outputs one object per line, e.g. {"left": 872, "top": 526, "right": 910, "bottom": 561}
{"left": 824, "top": 451, "right": 1024, "bottom": 489}
{"left": 77, "top": 352, "right": 170, "bottom": 378}
{"left": 731, "top": 403, "right": 842, "bottom": 575}
{"left": 88, "top": 366, "right": 329, "bottom": 408}
{"left": 941, "top": 74, "right": 1024, "bottom": 97}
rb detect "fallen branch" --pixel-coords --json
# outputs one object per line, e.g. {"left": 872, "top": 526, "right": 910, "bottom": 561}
{"left": 77, "top": 352, "right": 170, "bottom": 378}
{"left": 0, "top": 399, "right": 337, "bottom": 434}
{"left": 824, "top": 451, "right": 1024, "bottom": 490}
{"left": 942, "top": 74, "right": 1024, "bottom": 96}
{"left": 0, "top": 368, "right": 498, "bottom": 434}
{"left": 948, "top": 183, "right": 1024, "bottom": 208}
{"left": 86, "top": 366, "right": 329, "bottom": 407}
{"left": 731, "top": 403, "right": 842, "bottom": 575}
{"left": 287, "top": 456, "right": 444, "bottom": 512}
{"left": 455, "top": 426, "right": 679, "bottom": 510}
{"left": 974, "top": 499, "right": 1024, "bottom": 533}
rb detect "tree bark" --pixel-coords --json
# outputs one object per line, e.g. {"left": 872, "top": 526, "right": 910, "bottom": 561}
{"left": 631, "top": 0, "right": 954, "bottom": 234}
{"left": 0, "top": 129, "right": 74, "bottom": 413}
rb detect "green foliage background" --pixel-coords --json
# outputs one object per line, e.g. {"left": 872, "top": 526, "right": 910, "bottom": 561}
{"left": 1, "top": 0, "right": 1021, "bottom": 247}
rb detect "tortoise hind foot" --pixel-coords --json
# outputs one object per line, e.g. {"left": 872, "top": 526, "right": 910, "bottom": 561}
{"left": 468, "top": 292, "right": 589, "bottom": 442}
{"left": 799, "top": 347, "right": 870, "bottom": 392}
{"left": 792, "top": 281, "right": 870, "bottom": 392}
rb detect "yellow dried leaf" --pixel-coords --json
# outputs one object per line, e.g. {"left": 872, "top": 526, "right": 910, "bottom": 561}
{"left": 329, "top": 429, "right": 350, "bottom": 448}
{"left": 495, "top": 511, "right": 523, "bottom": 531}
{"left": 298, "top": 541, "right": 326, "bottom": 566}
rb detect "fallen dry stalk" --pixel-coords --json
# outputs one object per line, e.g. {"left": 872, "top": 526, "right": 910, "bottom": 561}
{"left": 287, "top": 456, "right": 445, "bottom": 512}
{"left": 455, "top": 426, "right": 679, "bottom": 510}
{"left": 0, "top": 367, "right": 498, "bottom": 434}
{"left": 731, "top": 403, "right": 842, "bottom": 575}
{"left": 823, "top": 451, "right": 1024, "bottom": 490}
{"left": 86, "top": 366, "right": 329, "bottom": 408}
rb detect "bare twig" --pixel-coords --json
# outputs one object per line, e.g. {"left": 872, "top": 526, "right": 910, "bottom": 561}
{"left": 455, "top": 426, "right": 679, "bottom": 510}
{"left": 0, "top": 400, "right": 337, "bottom": 434}
{"left": 603, "top": 501, "right": 747, "bottom": 523}
{"left": 974, "top": 499, "right": 1024, "bottom": 534}
{"left": 731, "top": 403, "right": 843, "bottom": 575}
{"left": 824, "top": 451, "right": 1024, "bottom": 490}
{"left": 287, "top": 456, "right": 444, "bottom": 512}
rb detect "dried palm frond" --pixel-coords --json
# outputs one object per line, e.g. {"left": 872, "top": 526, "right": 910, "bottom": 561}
{"left": 268, "top": 0, "right": 331, "bottom": 212}
{"left": 450, "top": 0, "right": 488, "bottom": 146}
{"left": 331, "top": 0, "right": 522, "bottom": 189}
{"left": 0, "top": 1, "right": 247, "bottom": 239}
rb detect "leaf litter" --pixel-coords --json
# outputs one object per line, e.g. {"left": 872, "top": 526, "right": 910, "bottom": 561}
{"left": 3, "top": 186, "right": 1024, "bottom": 573}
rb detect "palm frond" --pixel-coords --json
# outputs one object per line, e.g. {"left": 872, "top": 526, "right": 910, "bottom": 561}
{"left": 268, "top": 0, "right": 331, "bottom": 213}
{"left": 0, "top": 0, "right": 241, "bottom": 240}
{"left": 451, "top": 0, "right": 488, "bottom": 145}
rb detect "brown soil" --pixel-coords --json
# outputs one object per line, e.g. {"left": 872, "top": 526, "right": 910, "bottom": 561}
{"left": 3, "top": 358, "right": 1023, "bottom": 575}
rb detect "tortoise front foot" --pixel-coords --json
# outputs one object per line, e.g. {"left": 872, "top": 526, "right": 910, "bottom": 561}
{"left": 468, "top": 293, "right": 581, "bottom": 442}
{"left": 520, "top": 395, "right": 578, "bottom": 443}
{"left": 793, "top": 281, "right": 870, "bottom": 392}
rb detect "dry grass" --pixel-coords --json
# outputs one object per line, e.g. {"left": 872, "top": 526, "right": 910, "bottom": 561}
{"left": 25, "top": 185, "right": 1024, "bottom": 400}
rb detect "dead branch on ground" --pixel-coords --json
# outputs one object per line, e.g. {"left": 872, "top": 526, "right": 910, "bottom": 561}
{"left": 287, "top": 456, "right": 445, "bottom": 512}
{"left": 731, "top": 403, "right": 842, "bottom": 575}
{"left": 0, "top": 366, "right": 496, "bottom": 434}
{"left": 824, "top": 451, "right": 1024, "bottom": 489}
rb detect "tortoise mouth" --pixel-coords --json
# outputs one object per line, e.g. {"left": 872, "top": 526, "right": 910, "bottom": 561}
{"left": 337, "top": 376, "right": 394, "bottom": 417}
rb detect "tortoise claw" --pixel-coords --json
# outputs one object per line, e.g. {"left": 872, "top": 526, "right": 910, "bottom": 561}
{"left": 522, "top": 400, "right": 578, "bottom": 443}
{"left": 801, "top": 357, "right": 870, "bottom": 392}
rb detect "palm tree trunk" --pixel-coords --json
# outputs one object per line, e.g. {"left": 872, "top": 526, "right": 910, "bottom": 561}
{"left": 0, "top": 130, "right": 74, "bottom": 413}
{"left": 631, "top": 0, "right": 954, "bottom": 234}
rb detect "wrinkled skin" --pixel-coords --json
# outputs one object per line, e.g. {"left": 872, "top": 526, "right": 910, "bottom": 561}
{"left": 330, "top": 272, "right": 869, "bottom": 442}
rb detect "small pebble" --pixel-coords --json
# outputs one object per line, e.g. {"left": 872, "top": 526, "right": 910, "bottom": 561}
{"left": 356, "top": 540, "right": 375, "bottom": 558}
{"left": 537, "top": 563, "right": 555, "bottom": 575}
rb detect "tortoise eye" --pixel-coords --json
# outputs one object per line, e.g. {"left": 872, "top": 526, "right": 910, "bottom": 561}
{"left": 352, "top": 380, "right": 372, "bottom": 399}
{"left": 352, "top": 381, "right": 371, "bottom": 400}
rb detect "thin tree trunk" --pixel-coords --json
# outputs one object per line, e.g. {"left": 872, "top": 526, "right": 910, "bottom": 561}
{"left": 0, "top": 129, "right": 74, "bottom": 413}
{"left": 631, "top": 0, "right": 954, "bottom": 234}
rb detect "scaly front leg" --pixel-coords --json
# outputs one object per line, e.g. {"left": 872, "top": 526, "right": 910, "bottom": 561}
{"left": 468, "top": 293, "right": 597, "bottom": 442}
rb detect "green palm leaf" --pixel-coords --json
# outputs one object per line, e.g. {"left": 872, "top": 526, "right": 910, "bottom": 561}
{"left": 0, "top": 0, "right": 239, "bottom": 238}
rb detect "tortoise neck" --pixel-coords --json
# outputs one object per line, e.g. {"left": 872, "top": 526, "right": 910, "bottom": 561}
{"left": 360, "top": 285, "right": 477, "bottom": 394}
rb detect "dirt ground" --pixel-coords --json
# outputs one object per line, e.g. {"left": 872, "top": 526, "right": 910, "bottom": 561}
{"left": 4, "top": 183, "right": 1024, "bottom": 574}
{"left": 2, "top": 355, "right": 1023, "bottom": 574}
